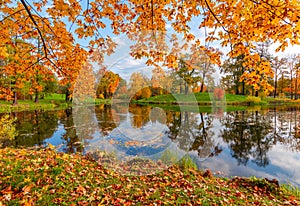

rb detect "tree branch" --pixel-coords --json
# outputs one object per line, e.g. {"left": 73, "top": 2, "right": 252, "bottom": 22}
{"left": 0, "top": 8, "right": 25, "bottom": 23}
{"left": 20, "top": 0, "right": 48, "bottom": 58}
{"left": 203, "top": 0, "right": 229, "bottom": 33}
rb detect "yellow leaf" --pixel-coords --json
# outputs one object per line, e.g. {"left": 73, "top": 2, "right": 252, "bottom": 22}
{"left": 48, "top": 143, "right": 55, "bottom": 149}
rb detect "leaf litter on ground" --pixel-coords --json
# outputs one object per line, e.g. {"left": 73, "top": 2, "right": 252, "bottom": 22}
{"left": 0, "top": 147, "right": 299, "bottom": 205}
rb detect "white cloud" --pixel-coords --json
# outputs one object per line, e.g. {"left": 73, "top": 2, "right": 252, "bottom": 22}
{"left": 269, "top": 43, "right": 300, "bottom": 57}
{"left": 268, "top": 144, "right": 300, "bottom": 185}
{"left": 195, "top": 143, "right": 300, "bottom": 187}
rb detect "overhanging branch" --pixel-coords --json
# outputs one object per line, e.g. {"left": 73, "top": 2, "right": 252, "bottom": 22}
{"left": 20, "top": 0, "right": 48, "bottom": 58}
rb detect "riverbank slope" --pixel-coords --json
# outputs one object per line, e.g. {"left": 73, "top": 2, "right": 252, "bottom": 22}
{"left": 0, "top": 147, "right": 299, "bottom": 205}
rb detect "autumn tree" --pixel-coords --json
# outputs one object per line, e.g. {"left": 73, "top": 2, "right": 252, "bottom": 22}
{"left": 128, "top": 72, "right": 151, "bottom": 100}
{"left": 0, "top": 2, "right": 88, "bottom": 103}
{"left": 286, "top": 55, "right": 300, "bottom": 99}
{"left": 96, "top": 70, "right": 120, "bottom": 99}
{"left": 240, "top": 41, "right": 274, "bottom": 97}
{"left": 140, "top": 87, "right": 152, "bottom": 99}
{"left": 1, "top": 0, "right": 300, "bottom": 99}
{"left": 1, "top": 38, "right": 31, "bottom": 104}
{"left": 73, "top": 62, "right": 96, "bottom": 103}
{"left": 293, "top": 62, "right": 300, "bottom": 100}
{"left": 277, "top": 75, "right": 290, "bottom": 97}
{"left": 114, "top": 78, "right": 128, "bottom": 99}
{"left": 188, "top": 45, "right": 217, "bottom": 93}
{"left": 221, "top": 55, "right": 246, "bottom": 95}
{"left": 175, "top": 57, "right": 201, "bottom": 95}
{"left": 270, "top": 57, "right": 287, "bottom": 98}
{"left": 151, "top": 66, "right": 171, "bottom": 95}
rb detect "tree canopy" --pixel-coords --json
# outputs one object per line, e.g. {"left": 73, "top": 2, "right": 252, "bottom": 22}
{"left": 1, "top": 0, "right": 300, "bottom": 97}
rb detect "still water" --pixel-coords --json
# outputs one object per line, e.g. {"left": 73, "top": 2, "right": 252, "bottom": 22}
{"left": 1, "top": 104, "right": 300, "bottom": 187}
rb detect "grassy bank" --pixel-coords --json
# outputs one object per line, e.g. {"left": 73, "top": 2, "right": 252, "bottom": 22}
{"left": 136, "top": 93, "right": 248, "bottom": 105}
{"left": 135, "top": 93, "right": 300, "bottom": 106}
{"left": 0, "top": 94, "right": 110, "bottom": 113}
{"left": 0, "top": 147, "right": 299, "bottom": 205}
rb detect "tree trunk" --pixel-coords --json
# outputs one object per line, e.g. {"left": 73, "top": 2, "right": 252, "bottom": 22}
{"left": 180, "top": 82, "right": 183, "bottom": 94}
{"left": 34, "top": 91, "right": 39, "bottom": 103}
{"left": 242, "top": 81, "right": 245, "bottom": 95}
{"left": 290, "top": 70, "right": 293, "bottom": 100}
{"left": 274, "top": 69, "right": 277, "bottom": 98}
{"left": 65, "top": 90, "right": 72, "bottom": 102}
{"left": 280, "top": 75, "right": 283, "bottom": 94}
{"left": 200, "top": 73, "right": 206, "bottom": 93}
{"left": 13, "top": 91, "right": 18, "bottom": 105}
{"left": 235, "top": 85, "right": 239, "bottom": 95}
{"left": 241, "top": 66, "right": 245, "bottom": 95}
{"left": 184, "top": 82, "right": 188, "bottom": 95}
{"left": 295, "top": 70, "right": 298, "bottom": 100}
{"left": 200, "top": 83, "right": 204, "bottom": 93}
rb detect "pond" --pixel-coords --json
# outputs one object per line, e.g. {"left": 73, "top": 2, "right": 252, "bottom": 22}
{"left": 1, "top": 104, "right": 300, "bottom": 187}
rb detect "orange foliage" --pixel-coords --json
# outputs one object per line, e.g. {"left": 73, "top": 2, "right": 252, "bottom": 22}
{"left": 1, "top": 0, "right": 300, "bottom": 100}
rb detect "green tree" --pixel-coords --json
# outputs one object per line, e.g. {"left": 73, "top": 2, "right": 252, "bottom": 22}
{"left": 176, "top": 57, "right": 201, "bottom": 95}
{"left": 221, "top": 55, "right": 246, "bottom": 95}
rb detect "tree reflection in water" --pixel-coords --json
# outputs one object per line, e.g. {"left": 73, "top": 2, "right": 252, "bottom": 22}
{"left": 165, "top": 110, "right": 222, "bottom": 160}
{"left": 221, "top": 110, "right": 274, "bottom": 166}
{"left": 2, "top": 104, "right": 300, "bottom": 171}
{"left": 0, "top": 110, "right": 58, "bottom": 147}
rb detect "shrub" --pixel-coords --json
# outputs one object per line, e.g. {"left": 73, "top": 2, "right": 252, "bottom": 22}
{"left": 178, "top": 155, "right": 197, "bottom": 170}
{"left": 141, "top": 87, "right": 152, "bottom": 99}
{"left": 0, "top": 115, "right": 17, "bottom": 142}
{"left": 246, "top": 96, "right": 261, "bottom": 104}
{"left": 160, "top": 149, "right": 178, "bottom": 165}
{"left": 213, "top": 88, "right": 225, "bottom": 101}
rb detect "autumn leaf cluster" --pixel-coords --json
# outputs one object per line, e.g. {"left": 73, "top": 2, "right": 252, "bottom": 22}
{"left": 1, "top": 0, "right": 300, "bottom": 98}
{"left": 0, "top": 147, "right": 299, "bottom": 205}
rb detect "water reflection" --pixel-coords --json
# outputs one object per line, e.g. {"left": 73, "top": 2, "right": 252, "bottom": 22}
{"left": 59, "top": 108, "right": 83, "bottom": 153}
{"left": 221, "top": 111, "right": 274, "bottom": 167}
{"left": 1, "top": 110, "right": 58, "bottom": 147}
{"left": 1, "top": 104, "right": 300, "bottom": 186}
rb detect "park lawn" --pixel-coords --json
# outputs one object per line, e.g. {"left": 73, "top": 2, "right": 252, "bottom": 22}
{"left": 136, "top": 93, "right": 249, "bottom": 105}
{"left": 0, "top": 94, "right": 111, "bottom": 113}
{"left": 0, "top": 99, "right": 64, "bottom": 113}
{"left": 0, "top": 147, "right": 299, "bottom": 205}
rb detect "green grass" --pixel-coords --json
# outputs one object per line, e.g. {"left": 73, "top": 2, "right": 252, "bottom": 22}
{"left": 0, "top": 93, "right": 111, "bottom": 113}
{"left": 44, "top": 93, "right": 66, "bottom": 100}
{"left": 0, "top": 99, "right": 63, "bottom": 113}
{"left": 136, "top": 93, "right": 249, "bottom": 105}
{"left": 136, "top": 93, "right": 300, "bottom": 107}
{"left": 138, "top": 102, "right": 261, "bottom": 113}
{"left": 263, "top": 97, "right": 300, "bottom": 105}
{"left": 225, "top": 93, "right": 248, "bottom": 102}
{"left": 0, "top": 147, "right": 299, "bottom": 205}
